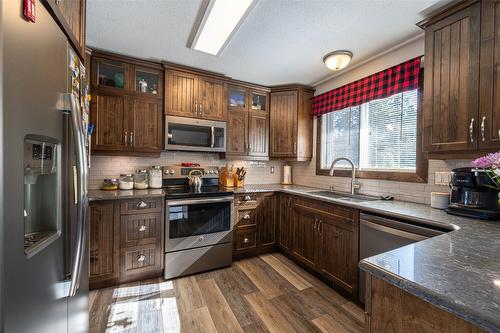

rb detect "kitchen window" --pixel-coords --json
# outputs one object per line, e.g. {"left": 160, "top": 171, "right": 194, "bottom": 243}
{"left": 317, "top": 88, "right": 427, "bottom": 182}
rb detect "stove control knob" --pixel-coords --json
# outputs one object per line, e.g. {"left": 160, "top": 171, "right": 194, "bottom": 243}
{"left": 214, "top": 170, "right": 219, "bottom": 174}
{"left": 169, "top": 170, "right": 175, "bottom": 175}
{"left": 208, "top": 170, "right": 213, "bottom": 174}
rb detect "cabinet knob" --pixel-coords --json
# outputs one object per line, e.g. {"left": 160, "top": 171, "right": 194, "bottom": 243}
{"left": 137, "top": 201, "right": 148, "bottom": 209}
{"left": 243, "top": 214, "right": 251, "bottom": 220}
{"left": 243, "top": 237, "right": 250, "bottom": 244}
{"left": 136, "top": 254, "right": 146, "bottom": 262}
{"left": 138, "top": 225, "right": 147, "bottom": 232}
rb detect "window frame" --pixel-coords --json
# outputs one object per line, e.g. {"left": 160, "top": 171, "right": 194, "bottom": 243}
{"left": 315, "top": 78, "right": 427, "bottom": 183}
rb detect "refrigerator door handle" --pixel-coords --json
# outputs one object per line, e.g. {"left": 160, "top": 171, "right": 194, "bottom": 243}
{"left": 59, "top": 93, "right": 89, "bottom": 297}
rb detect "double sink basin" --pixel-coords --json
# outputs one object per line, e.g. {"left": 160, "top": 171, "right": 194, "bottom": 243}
{"left": 308, "top": 190, "right": 379, "bottom": 203}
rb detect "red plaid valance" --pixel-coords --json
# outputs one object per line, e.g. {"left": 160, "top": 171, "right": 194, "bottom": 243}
{"left": 311, "top": 57, "right": 421, "bottom": 117}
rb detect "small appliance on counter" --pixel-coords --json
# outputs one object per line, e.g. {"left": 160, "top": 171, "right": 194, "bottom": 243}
{"left": 447, "top": 167, "right": 500, "bottom": 219}
{"left": 162, "top": 165, "right": 233, "bottom": 279}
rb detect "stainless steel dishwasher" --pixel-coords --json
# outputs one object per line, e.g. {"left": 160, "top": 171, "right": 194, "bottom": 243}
{"left": 358, "top": 212, "right": 450, "bottom": 304}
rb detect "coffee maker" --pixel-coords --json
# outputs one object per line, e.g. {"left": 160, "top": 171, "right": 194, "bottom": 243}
{"left": 447, "top": 167, "right": 500, "bottom": 219}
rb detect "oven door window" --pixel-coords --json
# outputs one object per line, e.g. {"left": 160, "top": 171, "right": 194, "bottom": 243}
{"left": 168, "top": 123, "right": 211, "bottom": 147}
{"left": 169, "top": 201, "right": 231, "bottom": 238}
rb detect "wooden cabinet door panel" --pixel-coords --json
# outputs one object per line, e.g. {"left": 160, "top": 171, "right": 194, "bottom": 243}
{"left": 120, "top": 213, "right": 161, "bottom": 248}
{"left": 479, "top": 0, "right": 500, "bottom": 149}
{"left": 248, "top": 111, "right": 269, "bottom": 157}
{"left": 55, "top": 0, "right": 85, "bottom": 51}
{"left": 257, "top": 194, "right": 276, "bottom": 248}
{"left": 292, "top": 204, "right": 318, "bottom": 268}
{"left": 199, "top": 77, "right": 227, "bottom": 121}
{"left": 227, "top": 109, "right": 248, "bottom": 155}
{"left": 278, "top": 194, "right": 293, "bottom": 252}
{"left": 318, "top": 216, "right": 357, "bottom": 294}
{"left": 165, "top": 70, "right": 198, "bottom": 117}
{"left": 423, "top": 3, "right": 480, "bottom": 151}
{"left": 89, "top": 202, "right": 118, "bottom": 280}
{"left": 92, "top": 94, "right": 129, "bottom": 152}
{"left": 130, "top": 98, "right": 162, "bottom": 153}
{"left": 120, "top": 244, "right": 162, "bottom": 281}
{"left": 270, "top": 91, "right": 297, "bottom": 157}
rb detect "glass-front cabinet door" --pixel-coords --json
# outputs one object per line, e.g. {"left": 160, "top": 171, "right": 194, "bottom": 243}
{"left": 94, "top": 57, "right": 129, "bottom": 92}
{"left": 228, "top": 86, "right": 247, "bottom": 111}
{"left": 133, "top": 66, "right": 162, "bottom": 97}
{"left": 251, "top": 92, "right": 267, "bottom": 111}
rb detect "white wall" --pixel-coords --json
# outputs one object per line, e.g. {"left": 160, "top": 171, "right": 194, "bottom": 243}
{"left": 291, "top": 34, "right": 472, "bottom": 205}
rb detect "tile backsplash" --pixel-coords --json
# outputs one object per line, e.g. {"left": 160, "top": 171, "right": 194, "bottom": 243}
{"left": 89, "top": 151, "right": 284, "bottom": 189}
{"left": 291, "top": 159, "right": 471, "bottom": 205}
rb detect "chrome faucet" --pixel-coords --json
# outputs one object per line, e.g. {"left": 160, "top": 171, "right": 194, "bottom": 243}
{"left": 329, "top": 157, "right": 360, "bottom": 195}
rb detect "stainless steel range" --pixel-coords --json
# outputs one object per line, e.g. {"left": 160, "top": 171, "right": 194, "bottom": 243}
{"left": 163, "top": 165, "right": 234, "bottom": 279}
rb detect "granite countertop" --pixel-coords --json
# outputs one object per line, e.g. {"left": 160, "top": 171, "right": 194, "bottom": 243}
{"left": 89, "top": 188, "right": 166, "bottom": 201}
{"left": 88, "top": 184, "right": 500, "bottom": 331}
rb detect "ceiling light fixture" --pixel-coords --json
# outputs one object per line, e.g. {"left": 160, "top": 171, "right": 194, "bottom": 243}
{"left": 323, "top": 50, "right": 353, "bottom": 71}
{"left": 189, "top": 0, "right": 255, "bottom": 56}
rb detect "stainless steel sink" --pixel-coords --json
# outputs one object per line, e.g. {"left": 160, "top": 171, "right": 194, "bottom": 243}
{"left": 309, "top": 190, "right": 379, "bottom": 202}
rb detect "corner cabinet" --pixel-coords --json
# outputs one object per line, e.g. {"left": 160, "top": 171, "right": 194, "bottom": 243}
{"left": 164, "top": 64, "right": 228, "bottom": 121}
{"left": 90, "top": 51, "right": 164, "bottom": 156}
{"left": 270, "top": 85, "right": 314, "bottom": 161}
{"left": 227, "top": 81, "right": 270, "bottom": 160}
{"left": 421, "top": 0, "right": 500, "bottom": 155}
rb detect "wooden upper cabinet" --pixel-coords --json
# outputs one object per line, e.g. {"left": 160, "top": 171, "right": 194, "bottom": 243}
{"left": 198, "top": 76, "right": 227, "bottom": 121}
{"left": 227, "top": 109, "right": 248, "bottom": 155}
{"left": 248, "top": 111, "right": 269, "bottom": 157}
{"left": 270, "top": 85, "right": 314, "bottom": 160}
{"left": 226, "top": 82, "right": 270, "bottom": 160}
{"left": 479, "top": 0, "right": 500, "bottom": 149}
{"left": 90, "top": 51, "right": 163, "bottom": 156}
{"left": 164, "top": 69, "right": 198, "bottom": 118}
{"left": 164, "top": 65, "right": 229, "bottom": 121}
{"left": 92, "top": 94, "right": 129, "bottom": 152}
{"left": 130, "top": 98, "right": 163, "bottom": 153}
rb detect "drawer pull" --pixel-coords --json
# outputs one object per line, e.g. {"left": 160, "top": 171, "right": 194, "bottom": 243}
{"left": 243, "top": 237, "right": 250, "bottom": 244}
{"left": 138, "top": 225, "right": 147, "bottom": 232}
{"left": 136, "top": 201, "right": 148, "bottom": 209}
{"left": 243, "top": 214, "right": 251, "bottom": 220}
{"left": 136, "top": 254, "right": 146, "bottom": 262}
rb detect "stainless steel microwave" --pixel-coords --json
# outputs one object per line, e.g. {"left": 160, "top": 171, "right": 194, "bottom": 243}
{"left": 164, "top": 116, "right": 226, "bottom": 152}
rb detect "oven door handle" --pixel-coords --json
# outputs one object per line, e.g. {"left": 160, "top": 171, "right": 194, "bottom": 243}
{"left": 166, "top": 196, "right": 234, "bottom": 206}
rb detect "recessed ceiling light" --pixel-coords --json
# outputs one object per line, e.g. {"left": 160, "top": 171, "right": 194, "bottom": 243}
{"left": 323, "top": 50, "right": 353, "bottom": 71}
{"left": 190, "top": 0, "right": 255, "bottom": 56}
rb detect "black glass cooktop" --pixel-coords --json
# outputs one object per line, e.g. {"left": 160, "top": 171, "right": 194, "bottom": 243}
{"left": 164, "top": 185, "right": 233, "bottom": 200}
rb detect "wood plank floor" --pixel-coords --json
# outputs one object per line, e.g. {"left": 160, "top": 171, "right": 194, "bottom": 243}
{"left": 89, "top": 253, "right": 365, "bottom": 333}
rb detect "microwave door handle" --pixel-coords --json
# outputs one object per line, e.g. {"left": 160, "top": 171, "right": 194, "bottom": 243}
{"left": 60, "top": 93, "right": 89, "bottom": 297}
{"left": 210, "top": 126, "right": 215, "bottom": 148}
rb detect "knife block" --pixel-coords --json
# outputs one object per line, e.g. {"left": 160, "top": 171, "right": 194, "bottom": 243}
{"left": 233, "top": 174, "right": 244, "bottom": 188}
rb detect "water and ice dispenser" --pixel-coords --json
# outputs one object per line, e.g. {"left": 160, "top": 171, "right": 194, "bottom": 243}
{"left": 23, "top": 134, "right": 61, "bottom": 257}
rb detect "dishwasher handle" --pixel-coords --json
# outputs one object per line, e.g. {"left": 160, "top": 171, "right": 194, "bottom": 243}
{"left": 360, "top": 213, "right": 446, "bottom": 238}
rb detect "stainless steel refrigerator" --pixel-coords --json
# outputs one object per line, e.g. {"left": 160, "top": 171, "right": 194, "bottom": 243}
{"left": 2, "top": 1, "right": 89, "bottom": 332}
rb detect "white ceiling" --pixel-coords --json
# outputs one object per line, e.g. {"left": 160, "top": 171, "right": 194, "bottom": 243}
{"left": 86, "top": 0, "right": 442, "bottom": 86}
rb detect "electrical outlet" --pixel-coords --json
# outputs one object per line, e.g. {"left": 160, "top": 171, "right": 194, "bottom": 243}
{"left": 435, "top": 172, "right": 451, "bottom": 185}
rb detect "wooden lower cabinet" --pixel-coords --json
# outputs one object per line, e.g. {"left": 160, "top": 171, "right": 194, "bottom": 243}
{"left": 366, "top": 275, "right": 485, "bottom": 332}
{"left": 292, "top": 204, "right": 319, "bottom": 269}
{"left": 278, "top": 194, "right": 293, "bottom": 252}
{"left": 89, "top": 197, "right": 164, "bottom": 290}
{"left": 233, "top": 193, "right": 277, "bottom": 258}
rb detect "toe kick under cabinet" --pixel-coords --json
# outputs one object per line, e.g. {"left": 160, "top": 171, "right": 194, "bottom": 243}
{"left": 89, "top": 197, "right": 164, "bottom": 290}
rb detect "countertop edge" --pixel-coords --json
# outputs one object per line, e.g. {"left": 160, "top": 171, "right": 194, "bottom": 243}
{"left": 358, "top": 260, "right": 498, "bottom": 333}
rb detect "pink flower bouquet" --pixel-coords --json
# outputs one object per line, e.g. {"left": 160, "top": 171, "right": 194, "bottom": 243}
{"left": 471, "top": 152, "right": 500, "bottom": 204}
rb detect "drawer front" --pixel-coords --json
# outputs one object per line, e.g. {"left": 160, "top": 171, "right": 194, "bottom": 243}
{"left": 235, "top": 194, "right": 258, "bottom": 207}
{"left": 235, "top": 229, "right": 257, "bottom": 250}
{"left": 120, "top": 244, "right": 162, "bottom": 279}
{"left": 120, "top": 213, "right": 161, "bottom": 247}
{"left": 236, "top": 208, "right": 256, "bottom": 228}
{"left": 120, "top": 197, "right": 163, "bottom": 215}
